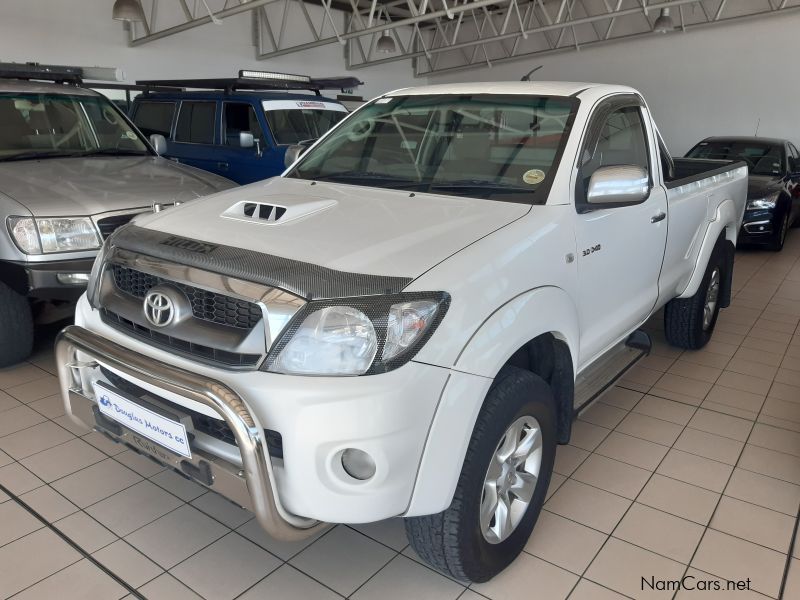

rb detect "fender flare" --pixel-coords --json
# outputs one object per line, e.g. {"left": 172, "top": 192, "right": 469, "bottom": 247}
{"left": 405, "top": 286, "right": 580, "bottom": 516}
{"left": 453, "top": 286, "right": 580, "bottom": 377}
{"left": 678, "top": 199, "right": 737, "bottom": 300}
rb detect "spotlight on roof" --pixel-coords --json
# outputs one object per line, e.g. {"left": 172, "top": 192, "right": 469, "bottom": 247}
{"left": 112, "top": 0, "right": 145, "bottom": 22}
{"left": 653, "top": 8, "right": 674, "bottom": 34}
{"left": 376, "top": 33, "right": 397, "bottom": 53}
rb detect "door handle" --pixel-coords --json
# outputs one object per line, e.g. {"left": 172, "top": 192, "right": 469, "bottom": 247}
{"left": 651, "top": 211, "right": 666, "bottom": 223}
{"left": 216, "top": 162, "right": 229, "bottom": 171}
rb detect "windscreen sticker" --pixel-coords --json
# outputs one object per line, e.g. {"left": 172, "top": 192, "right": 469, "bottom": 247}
{"left": 125, "top": 130, "right": 137, "bottom": 140}
{"left": 522, "top": 169, "right": 546, "bottom": 185}
{"left": 297, "top": 101, "right": 326, "bottom": 109}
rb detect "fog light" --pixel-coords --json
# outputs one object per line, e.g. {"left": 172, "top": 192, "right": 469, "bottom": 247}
{"left": 57, "top": 273, "right": 91, "bottom": 285}
{"left": 341, "top": 448, "right": 376, "bottom": 480}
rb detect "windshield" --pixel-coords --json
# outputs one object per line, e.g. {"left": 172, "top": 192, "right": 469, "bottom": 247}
{"left": 0, "top": 92, "right": 149, "bottom": 162}
{"left": 265, "top": 108, "right": 347, "bottom": 145}
{"left": 288, "top": 94, "right": 579, "bottom": 203}
{"left": 686, "top": 140, "right": 784, "bottom": 176}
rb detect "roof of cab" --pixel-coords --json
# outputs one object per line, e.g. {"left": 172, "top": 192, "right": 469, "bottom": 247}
{"left": 385, "top": 81, "right": 637, "bottom": 97}
{"left": 0, "top": 78, "right": 101, "bottom": 96}
{"left": 136, "top": 89, "right": 341, "bottom": 104}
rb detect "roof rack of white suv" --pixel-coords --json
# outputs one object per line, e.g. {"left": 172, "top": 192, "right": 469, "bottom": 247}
{"left": 0, "top": 62, "right": 124, "bottom": 84}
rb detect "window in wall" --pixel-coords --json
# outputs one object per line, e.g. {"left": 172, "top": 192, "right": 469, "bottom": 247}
{"left": 175, "top": 101, "right": 216, "bottom": 144}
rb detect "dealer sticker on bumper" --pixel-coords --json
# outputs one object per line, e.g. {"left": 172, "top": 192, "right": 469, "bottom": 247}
{"left": 94, "top": 383, "right": 192, "bottom": 458}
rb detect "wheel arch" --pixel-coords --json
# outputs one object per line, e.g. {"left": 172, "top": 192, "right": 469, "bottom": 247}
{"left": 405, "top": 287, "right": 578, "bottom": 516}
{"left": 678, "top": 199, "right": 737, "bottom": 301}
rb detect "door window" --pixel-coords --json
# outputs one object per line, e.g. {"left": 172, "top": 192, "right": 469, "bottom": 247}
{"left": 789, "top": 143, "right": 799, "bottom": 172}
{"left": 223, "top": 102, "right": 263, "bottom": 147}
{"left": 582, "top": 106, "right": 650, "bottom": 185}
{"left": 175, "top": 101, "right": 216, "bottom": 144}
{"left": 132, "top": 101, "right": 175, "bottom": 138}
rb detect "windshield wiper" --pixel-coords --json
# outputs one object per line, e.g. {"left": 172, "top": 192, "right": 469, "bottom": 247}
{"left": 78, "top": 148, "right": 150, "bottom": 157}
{"left": 314, "top": 170, "right": 417, "bottom": 185}
{"left": 0, "top": 150, "right": 81, "bottom": 162}
{"left": 415, "top": 179, "right": 536, "bottom": 196}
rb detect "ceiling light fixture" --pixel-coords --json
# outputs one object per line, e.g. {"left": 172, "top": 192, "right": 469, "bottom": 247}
{"left": 376, "top": 32, "right": 397, "bottom": 53}
{"left": 112, "top": 0, "right": 145, "bottom": 22}
{"left": 653, "top": 8, "right": 674, "bottom": 34}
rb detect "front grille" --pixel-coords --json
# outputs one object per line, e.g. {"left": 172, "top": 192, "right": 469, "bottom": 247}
{"left": 101, "top": 309, "right": 262, "bottom": 368}
{"left": 97, "top": 213, "right": 139, "bottom": 239}
{"left": 111, "top": 264, "right": 262, "bottom": 330}
{"left": 100, "top": 368, "right": 283, "bottom": 458}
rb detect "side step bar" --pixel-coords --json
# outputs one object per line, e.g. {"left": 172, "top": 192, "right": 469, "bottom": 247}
{"left": 573, "top": 330, "right": 652, "bottom": 416}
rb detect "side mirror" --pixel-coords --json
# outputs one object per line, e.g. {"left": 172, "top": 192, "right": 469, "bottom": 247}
{"left": 239, "top": 131, "right": 255, "bottom": 149}
{"left": 587, "top": 165, "right": 650, "bottom": 205}
{"left": 149, "top": 134, "right": 167, "bottom": 155}
{"left": 284, "top": 144, "right": 306, "bottom": 169}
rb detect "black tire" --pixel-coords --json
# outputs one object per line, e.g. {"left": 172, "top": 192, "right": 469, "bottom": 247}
{"left": 769, "top": 213, "right": 789, "bottom": 252}
{"left": 664, "top": 245, "right": 724, "bottom": 350}
{"left": 404, "top": 366, "right": 557, "bottom": 583}
{"left": 0, "top": 281, "right": 34, "bottom": 367}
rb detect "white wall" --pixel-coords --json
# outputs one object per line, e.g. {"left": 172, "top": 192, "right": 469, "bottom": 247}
{"left": 2, "top": 2, "right": 798, "bottom": 153}
{"left": 0, "top": 0, "right": 415, "bottom": 100}
{"left": 429, "top": 13, "right": 800, "bottom": 154}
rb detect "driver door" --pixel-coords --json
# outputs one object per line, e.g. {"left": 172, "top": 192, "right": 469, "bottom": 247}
{"left": 574, "top": 97, "right": 668, "bottom": 367}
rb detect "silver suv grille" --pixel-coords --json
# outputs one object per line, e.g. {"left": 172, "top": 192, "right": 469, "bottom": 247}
{"left": 111, "top": 264, "right": 262, "bottom": 330}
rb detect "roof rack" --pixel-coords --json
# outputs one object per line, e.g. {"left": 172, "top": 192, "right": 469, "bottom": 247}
{"left": 136, "top": 69, "right": 362, "bottom": 96}
{"left": 0, "top": 62, "right": 123, "bottom": 84}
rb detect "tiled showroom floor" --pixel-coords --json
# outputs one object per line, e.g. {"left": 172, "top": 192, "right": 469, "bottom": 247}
{"left": 1, "top": 238, "right": 799, "bottom": 600}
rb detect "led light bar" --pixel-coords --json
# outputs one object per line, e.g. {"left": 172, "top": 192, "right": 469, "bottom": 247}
{"left": 239, "top": 70, "right": 311, "bottom": 83}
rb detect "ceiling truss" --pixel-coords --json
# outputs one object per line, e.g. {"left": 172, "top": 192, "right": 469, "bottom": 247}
{"left": 127, "top": 0, "right": 800, "bottom": 78}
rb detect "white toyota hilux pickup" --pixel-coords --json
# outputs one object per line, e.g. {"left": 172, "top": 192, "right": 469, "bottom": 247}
{"left": 57, "top": 82, "right": 747, "bottom": 582}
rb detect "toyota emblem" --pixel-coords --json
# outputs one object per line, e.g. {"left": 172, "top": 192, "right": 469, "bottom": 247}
{"left": 143, "top": 290, "right": 175, "bottom": 327}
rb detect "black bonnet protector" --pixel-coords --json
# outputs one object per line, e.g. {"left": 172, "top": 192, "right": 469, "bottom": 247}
{"left": 110, "top": 225, "right": 413, "bottom": 300}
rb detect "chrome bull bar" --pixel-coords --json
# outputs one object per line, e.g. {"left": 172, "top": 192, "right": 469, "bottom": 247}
{"left": 55, "top": 324, "right": 327, "bottom": 542}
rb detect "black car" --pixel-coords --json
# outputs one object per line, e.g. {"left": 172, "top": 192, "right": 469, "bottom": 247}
{"left": 686, "top": 137, "right": 800, "bottom": 250}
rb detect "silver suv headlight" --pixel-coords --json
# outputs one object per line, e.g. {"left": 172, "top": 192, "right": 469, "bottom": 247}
{"left": 7, "top": 216, "right": 101, "bottom": 254}
{"left": 264, "top": 292, "right": 450, "bottom": 376}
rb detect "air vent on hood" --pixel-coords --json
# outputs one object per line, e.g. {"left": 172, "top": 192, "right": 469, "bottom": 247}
{"left": 243, "top": 202, "right": 286, "bottom": 222}
{"left": 221, "top": 199, "right": 336, "bottom": 226}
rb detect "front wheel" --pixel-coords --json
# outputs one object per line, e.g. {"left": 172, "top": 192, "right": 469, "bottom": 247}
{"left": 769, "top": 213, "right": 789, "bottom": 251}
{"left": 404, "top": 366, "right": 556, "bottom": 582}
{"left": 664, "top": 246, "right": 724, "bottom": 350}
{"left": 0, "top": 281, "right": 34, "bottom": 367}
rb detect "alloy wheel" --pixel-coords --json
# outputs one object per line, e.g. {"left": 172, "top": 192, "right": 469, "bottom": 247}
{"left": 479, "top": 415, "right": 543, "bottom": 544}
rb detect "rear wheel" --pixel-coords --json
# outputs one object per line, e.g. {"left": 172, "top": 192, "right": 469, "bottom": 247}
{"left": 0, "top": 281, "right": 34, "bottom": 367}
{"left": 404, "top": 366, "right": 556, "bottom": 583}
{"left": 664, "top": 246, "right": 724, "bottom": 350}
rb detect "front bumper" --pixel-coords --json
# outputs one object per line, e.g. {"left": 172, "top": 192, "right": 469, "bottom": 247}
{"left": 62, "top": 295, "right": 454, "bottom": 525}
{"left": 1, "top": 258, "right": 95, "bottom": 301}
{"left": 739, "top": 209, "right": 777, "bottom": 242}
{"left": 56, "top": 324, "right": 327, "bottom": 541}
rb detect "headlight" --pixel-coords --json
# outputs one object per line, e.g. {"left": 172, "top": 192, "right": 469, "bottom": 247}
{"left": 265, "top": 293, "right": 450, "bottom": 376}
{"left": 7, "top": 216, "right": 101, "bottom": 254}
{"left": 747, "top": 193, "right": 779, "bottom": 210}
{"left": 8, "top": 217, "right": 41, "bottom": 254}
